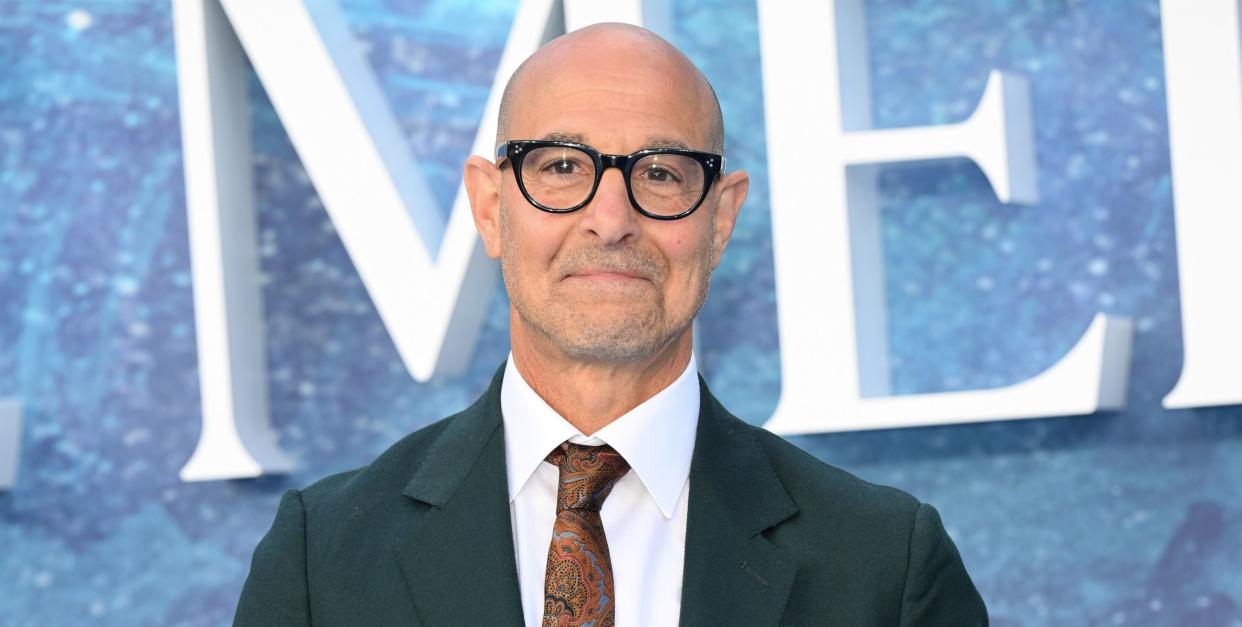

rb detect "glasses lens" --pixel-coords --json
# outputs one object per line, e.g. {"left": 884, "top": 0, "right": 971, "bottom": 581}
{"left": 630, "top": 153, "right": 706, "bottom": 216}
{"left": 518, "top": 146, "right": 596, "bottom": 210}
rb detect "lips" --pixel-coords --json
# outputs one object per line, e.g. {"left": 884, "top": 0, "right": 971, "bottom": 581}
{"left": 554, "top": 247, "right": 665, "bottom": 283}
{"left": 564, "top": 268, "right": 648, "bottom": 280}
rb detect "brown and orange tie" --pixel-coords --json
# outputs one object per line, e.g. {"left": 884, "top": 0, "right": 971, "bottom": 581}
{"left": 541, "top": 442, "right": 631, "bottom": 627}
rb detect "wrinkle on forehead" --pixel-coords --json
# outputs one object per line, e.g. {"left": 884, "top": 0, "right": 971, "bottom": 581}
{"left": 537, "top": 131, "right": 693, "bottom": 151}
{"left": 497, "top": 22, "right": 723, "bottom": 152}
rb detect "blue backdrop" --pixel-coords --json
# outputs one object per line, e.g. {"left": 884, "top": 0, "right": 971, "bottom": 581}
{"left": 1, "top": 1, "right": 1240, "bottom": 625}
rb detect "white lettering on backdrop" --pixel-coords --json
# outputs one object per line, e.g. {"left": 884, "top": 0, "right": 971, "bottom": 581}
{"left": 173, "top": 0, "right": 293, "bottom": 480}
{"left": 0, "top": 1, "right": 1225, "bottom": 488}
{"left": 170, "top": 0, "right": 664, "bottom": 480}
{"left": 1159, "top": 0, "right": 1242, "bottom": 410}
{"left": 758, "top": 0, "right": 1134, "bottom": 433}
{"left": 0, "top": 401, "right": 20, "bottom": 489}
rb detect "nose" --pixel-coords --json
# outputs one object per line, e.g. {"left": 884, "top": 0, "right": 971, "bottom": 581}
{"left": 577, "top": 168, "right": 640, "bottom": 245}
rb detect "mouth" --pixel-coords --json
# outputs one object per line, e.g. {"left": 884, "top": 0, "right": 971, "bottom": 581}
{"left": 564, "top": 268, "right": 649, "bottom": 282}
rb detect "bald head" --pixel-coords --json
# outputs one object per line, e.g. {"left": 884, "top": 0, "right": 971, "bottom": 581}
{"left": 496, "top": 23, "right": 725, "bottom": 153}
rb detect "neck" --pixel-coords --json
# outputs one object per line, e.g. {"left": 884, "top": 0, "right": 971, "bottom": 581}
{"left": 509, "top": 315, "right": 693, "bottom": 436}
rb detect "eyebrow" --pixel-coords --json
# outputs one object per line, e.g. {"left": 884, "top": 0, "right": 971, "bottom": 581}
{"left": 644, "top": 136, "right": 692, "bottom": 150}
{"left": 537, "top": 132, "right": 694, "bottom": 152}
{"left": 540, "top": 131, "right": 587, "bottom": 144}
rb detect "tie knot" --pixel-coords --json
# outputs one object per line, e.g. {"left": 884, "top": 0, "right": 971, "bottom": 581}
{"left": 545, "top": 442, "right": 631, "bottom": 512}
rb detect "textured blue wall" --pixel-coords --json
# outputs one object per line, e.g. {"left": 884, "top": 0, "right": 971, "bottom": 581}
{"left": 1, "top": 1, "right": 1239, "bottom": 625}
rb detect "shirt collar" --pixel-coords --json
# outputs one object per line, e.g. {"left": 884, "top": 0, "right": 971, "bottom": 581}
{"left": 500, "top": 352, "right": 700, "bottom": 519}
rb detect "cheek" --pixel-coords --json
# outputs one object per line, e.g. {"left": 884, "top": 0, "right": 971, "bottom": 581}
{"left": 656, "top": 225, "right": 713, "bottom": 281}
{"left": 502, "top": 199, "right": 572, "bottom": 272}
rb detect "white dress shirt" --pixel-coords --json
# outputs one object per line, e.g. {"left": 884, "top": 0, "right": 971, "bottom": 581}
{"left": 501, "top": 353, "right": 700, "bottom": 627}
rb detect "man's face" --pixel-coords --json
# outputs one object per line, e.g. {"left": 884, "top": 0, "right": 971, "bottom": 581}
{"left": 468, "top": 34, "right": 746, "bottom": 364}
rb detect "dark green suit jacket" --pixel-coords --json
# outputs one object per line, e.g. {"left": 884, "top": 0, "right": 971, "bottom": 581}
{"left": 235, "top": 367, "right": 987, "bottom": 625}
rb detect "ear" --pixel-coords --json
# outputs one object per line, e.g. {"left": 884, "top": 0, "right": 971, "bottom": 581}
{"left": 464, "top": 154, "right": 503, "bottom": 259}
{"left": 708, "top": 170, "right": 749, "bottom": 269}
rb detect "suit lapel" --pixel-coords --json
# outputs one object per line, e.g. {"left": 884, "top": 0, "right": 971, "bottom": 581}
{"left": 680, "top": 378, "right": 800, "bottom": 627}
{"left": 395, "top": 369, "right": 525, "bottom": 626}
{"left": 390, "top": 369, "right": 799, "bottom": 626}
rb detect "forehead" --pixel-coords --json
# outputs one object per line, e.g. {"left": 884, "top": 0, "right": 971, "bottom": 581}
{"left": 507, "top": 40, "right": 714, "bottom": 151}
{"left": 535, "top": 131, "right": 695, "bottom": 152}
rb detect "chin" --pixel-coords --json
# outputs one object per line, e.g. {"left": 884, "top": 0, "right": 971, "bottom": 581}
{"left": 515, "top": 296, "right": 691, "bottom": 362}
{"left": 552, "top": 315, "right": 693, "bottom": 363}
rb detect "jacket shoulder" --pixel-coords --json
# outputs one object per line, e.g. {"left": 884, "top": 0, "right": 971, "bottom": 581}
{"left": 239, "top": 372, "right": 509, "bottom": 625}
{"left": 751, "top": 425, "right": 921, "bottom": 519}
{"left": 295, "top": 412, "right": 454, "bottom": 516}
{"left": 741, "top": 420, "right": 987, "bottom": 624}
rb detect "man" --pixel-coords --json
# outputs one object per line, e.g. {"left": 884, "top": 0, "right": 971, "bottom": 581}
{"left": 235, "top": 23, "right": 987, "bottom": 626}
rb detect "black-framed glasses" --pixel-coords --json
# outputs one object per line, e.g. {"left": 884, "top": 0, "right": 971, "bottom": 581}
{"left": 495, "top": 140, "right": 724, "bottom": 220}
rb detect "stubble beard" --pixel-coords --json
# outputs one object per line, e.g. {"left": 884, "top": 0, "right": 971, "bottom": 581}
{"left": 499, "top": 202, "right": 715, "bottom": 363}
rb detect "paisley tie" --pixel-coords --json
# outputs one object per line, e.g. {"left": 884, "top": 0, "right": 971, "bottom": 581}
{"left": 541, "top": 442, "right": 631, "bottom": 627}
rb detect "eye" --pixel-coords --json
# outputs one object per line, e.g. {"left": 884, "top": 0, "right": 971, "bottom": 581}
{"left": 641, "top": 164, "right": 682, "bottom": 183}
{"left": 549, "top": 159, "right": 579, "bottom": 175}
{"left": 535, "top": 152, "right": 589, "bottom": 176}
